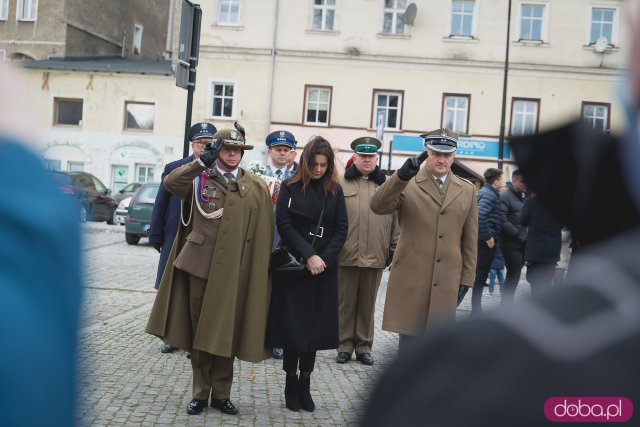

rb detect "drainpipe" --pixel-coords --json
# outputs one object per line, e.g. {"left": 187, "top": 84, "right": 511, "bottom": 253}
{"left": 266, "top": 0, "right": 280, "bottom": 136}
{"left": 165, "top": 0, "right": 176, "bottom": 59}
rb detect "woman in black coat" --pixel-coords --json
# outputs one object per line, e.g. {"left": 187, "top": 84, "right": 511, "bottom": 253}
{"left": 266, "top": 136, "right": 348, "bottom": 413}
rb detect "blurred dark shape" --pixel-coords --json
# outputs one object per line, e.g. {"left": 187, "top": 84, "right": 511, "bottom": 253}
{"left": 0, "top": 138, "right": 82, "bottom": 427}
{"left": 510, "top": 122, "right": 640, "bottom": 247}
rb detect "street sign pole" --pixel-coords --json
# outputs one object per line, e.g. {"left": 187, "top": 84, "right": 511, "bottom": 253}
{"left": 497, "top": 0, "right": 512, "bottom": 170}
{"left": 176, "top": 1, "right": 202, "bottom": 158}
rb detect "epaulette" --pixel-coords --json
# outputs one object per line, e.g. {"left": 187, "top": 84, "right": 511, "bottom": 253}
{"left": 455, "top": 174, "right": 474, "bottom": 187}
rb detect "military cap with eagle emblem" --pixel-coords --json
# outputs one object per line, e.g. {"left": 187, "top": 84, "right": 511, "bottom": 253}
{"left": 187, "top": 122, "right": 218, "bottom": 142}
{"left": 350, "top": 136, "right": 382, "bottom": 155}
{"left": 265, "top": 130, "right": 296, "bottom": 149}
{"left": 420, "top": 128, "right": 458, "bottom": 153}
{"left": 213, "top": 128, "right": 254, "bottom": 150}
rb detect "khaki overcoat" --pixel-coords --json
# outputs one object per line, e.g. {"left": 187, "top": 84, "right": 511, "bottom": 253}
{"left": 370, "top": 167, "right": 478, "bottom": 335}
{"left": 338, "top": 174, "right": 399, "bottom": 268}
{"left": 146, "top": 161, "right": 274, "bottom": 363}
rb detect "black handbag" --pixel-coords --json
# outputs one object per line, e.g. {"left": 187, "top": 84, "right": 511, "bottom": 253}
{"left": 270, "top": 200, "right": 326, "bottom": 273}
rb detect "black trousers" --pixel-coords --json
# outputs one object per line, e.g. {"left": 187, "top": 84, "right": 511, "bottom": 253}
{"left": 471, "top": 242, "right": 496, "bottom": 313}
{"left": 283, "top": 349, "right": 316, "bottom": 374}
{"left": 501, "top": 246, "right": 524, "bottom": 305}
{"left": 526, "top": 263, "right": 556, "bottom": 296}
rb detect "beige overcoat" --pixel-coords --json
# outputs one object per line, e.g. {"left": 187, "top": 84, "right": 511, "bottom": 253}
{"left": 338, "top": 174, "right": 399, "bottom": 268}
{"left": 146, "top": 161, "right": 274, "bottom": 362}
{"left": 370, "top": 167, "right": 478, "bottom": 335}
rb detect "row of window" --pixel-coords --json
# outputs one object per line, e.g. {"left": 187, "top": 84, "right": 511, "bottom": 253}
{"left": 55, "top": 85, "right": 610, "bottom": 136}
{"left": 215, "top": 0, "right": 619, "bottom": 47}
{"left": 0, "top": 0, "right": 36, "bottom": 21}
{"left": 54, "top": 98, "right": 155, "bottom": 131}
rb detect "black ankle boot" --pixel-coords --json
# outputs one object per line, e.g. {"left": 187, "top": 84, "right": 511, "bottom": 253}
{"left": 284, "top": 374, "right": 301, "bottom": 412}
{"left": 298, "top": 374, "right": 315, "bottom": 412}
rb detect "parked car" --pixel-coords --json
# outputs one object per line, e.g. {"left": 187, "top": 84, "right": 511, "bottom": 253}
{"left": 115, "top": 196, "right": 132, "bottom": 225}
{"left": 114, "top": 182, "right": 144, "bottom": 203}
{"left": 51, "top": 171, "right": 118, "bottom": 224}
{"left": 125, "top": 182, "right": 160, "bottom": 245}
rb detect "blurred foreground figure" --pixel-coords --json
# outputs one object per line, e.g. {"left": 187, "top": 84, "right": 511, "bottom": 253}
{"left": 0, "top": 66, "right": 82, "bottom": 426}
{"left": 362, "top": 14, "right": 640, "bottom": 425}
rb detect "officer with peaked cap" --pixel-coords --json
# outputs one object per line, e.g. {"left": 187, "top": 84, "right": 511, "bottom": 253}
{"left": 263, "top": 129, "right": 297, "bottom": 360}
{"left": 337, "top": 136, "right": 399, "bottom": 366}
{"left": 370, "top": 128, "right": 478, "bottom": 351}
{"left": 265, "top": 130, "right": 297, "bottom": 181}
{"left": 149, "top": 121, "right": 218, "bottom": 355}
{"left": 146, "top": 126, "right": 274, "bottom": 416}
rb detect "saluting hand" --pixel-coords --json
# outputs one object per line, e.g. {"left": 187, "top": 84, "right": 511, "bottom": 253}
{"left": 200, "top": 137, "right": 225, "bottom": 168}
{"left": 306, "top": 255, "right": 326, "bottom": 275}
{"left": 397, "top": 150, "right": 429, "bottom": 181}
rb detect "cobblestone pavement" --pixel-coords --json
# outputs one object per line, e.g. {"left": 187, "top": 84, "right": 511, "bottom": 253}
{"left": 78, "top": 222, "right": 537, "bottom": 426}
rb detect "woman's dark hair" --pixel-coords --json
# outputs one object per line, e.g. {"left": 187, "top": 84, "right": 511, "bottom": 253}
{"left": 289, "top": 136, "right": 338, "bottom": 195}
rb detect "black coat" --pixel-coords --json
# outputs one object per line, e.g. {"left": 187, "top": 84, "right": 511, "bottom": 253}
{"left": 521, "top": 196, "right": 562, "bottom": 264}
{"left": 148, "top": 155, "right": 194, "bottom": 289}
{"left": 499, "top": 184, "right": 526, "bottom": 249}
{"left": 266, "top": 179, "right": 348, "bottom": 353}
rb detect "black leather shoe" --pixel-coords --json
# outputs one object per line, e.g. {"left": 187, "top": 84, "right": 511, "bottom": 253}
{"left": 336, "top": 352, "right": 351, "bottom": 364}
{"left": 356, "top": 353, "right": 374, "bottom": 366}
{"left": 211, "top": 399, "right": 238, "bottom": 415}
{"left": 273, "top": 347, "right": 283, "bottom": 359}
{"left": 160, "top": 344, "right": 176, "bottom": 354}
{"left": 186, "top": 399, "right": 208, "bottom": 415}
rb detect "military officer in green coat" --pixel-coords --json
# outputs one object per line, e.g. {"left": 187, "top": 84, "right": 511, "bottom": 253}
{"left": 146, "top": 128, "right": 274, "bottom": 416}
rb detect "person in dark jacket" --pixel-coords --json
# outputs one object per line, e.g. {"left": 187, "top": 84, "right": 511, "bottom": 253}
{"left": 499, "top": 170, "right": 527, "bottom": 304}
{"left": 147, "top": 122, "right": 214, "bottom": 353}
{"left": 487, "top": 247, "right": 505, "bottom": 295}
{"left": 266, "top": 136, "right": 349, "bottom": 413}
{"left": 471, "top": 168, "right": 504, "bottom": 314}
{"left": 521, "top": 192, "right": 563, "bottom": 295}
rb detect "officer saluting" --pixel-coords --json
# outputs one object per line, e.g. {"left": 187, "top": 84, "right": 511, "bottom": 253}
{"left": 370, "top": 128, "right": 478, "bottom": 351}
{"left": 146, "top": 128, "right": 274, "bottom": 416}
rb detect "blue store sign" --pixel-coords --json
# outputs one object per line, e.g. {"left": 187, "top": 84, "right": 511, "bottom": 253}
{"left": 392, "top": 135, "right": 511, "bottom": 159}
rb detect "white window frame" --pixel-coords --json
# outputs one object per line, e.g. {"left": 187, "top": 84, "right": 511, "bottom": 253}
{"left": 0, "top": 0, "right": 9, "bottom": 20}
{"left": 372, "top": 90, "right": 403, "bottom": 130}
{"left": 210, "top": 81, "right": 236, "bottom": 119}
{"left": 136, "top": 165, "right": 156, "bottom": 183}
{"left": 304, "top": 85, "right": 332, "bottom": 126}
{"left": 132, "top": 23, "right": 143, "bottom": 55}
{"left": 586, "top": 5, "right": 619, "bottom": 47}
{"left": 510, "top": 98, "right": 539, "bottom": 136}
{"left": 442, "top": 94, "right": 470, "bottom": 134}
{"left": 217, "top": 0, "right": 240, "bottom": 26}
{"left": 382, "top": 0, "right": 406, "bottom": 35}
{"left": 515, "top": 2, "right": 549, "bottom": 43}
{"left": 17, "top": 0, "right": 37, "bottom": 21}
{"left": 311, "top": 0, "right": 336, "bottom": 31}
{"left": 582, "top": 102, "right": 610, "bottom": 132}
{"left": 448, "top": 0, "right": 478, "bottom": 38}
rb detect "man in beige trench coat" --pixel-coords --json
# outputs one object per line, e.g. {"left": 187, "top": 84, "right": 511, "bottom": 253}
{"left": 146, "top": 128, "right": 274, "bottom": 416}
{"left": 370, "top": 129, "right": 478, "bottom": 351}
{"left": 337, "top": 137, "right": 399, "bottom": 366}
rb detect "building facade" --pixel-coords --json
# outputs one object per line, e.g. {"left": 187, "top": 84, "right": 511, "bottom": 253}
{"left": 13, "top": 0, "right": 634, "bottom": 191}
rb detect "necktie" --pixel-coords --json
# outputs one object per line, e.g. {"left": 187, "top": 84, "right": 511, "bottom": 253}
{"left": 436, "top": 178, "right": 445, "bottom": 201}
{"left": 275, "top": 169, "right": 283, "bottom": 183}
{"left": 224, "top": 172, "right": 235, "bottom": 184}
